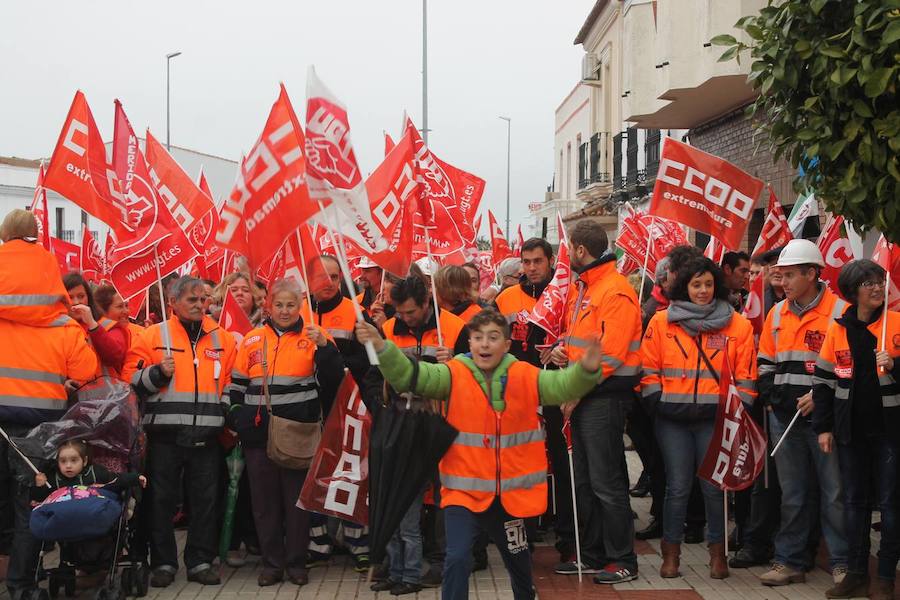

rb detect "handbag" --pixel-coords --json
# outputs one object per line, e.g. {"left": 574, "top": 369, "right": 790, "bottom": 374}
{"left": 261, "top": 336, "right": 321, "bottom": 469}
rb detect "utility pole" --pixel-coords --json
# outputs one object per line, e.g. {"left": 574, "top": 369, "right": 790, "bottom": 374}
{"left": 166, "top": 51, "right": 182, "bottom": 150}
{"left": 422, "top": 0, "right": 428, "bottom": 144}
{"left": 499, "top": 116, "right": 511, "bottom": 238}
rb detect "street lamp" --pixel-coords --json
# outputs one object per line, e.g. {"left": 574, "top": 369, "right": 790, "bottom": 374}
{"left": 499, "top": 116, "right": 511, "bottom": 239}
{"left": 166, "top": 51, "right": 182, "bottom": 150}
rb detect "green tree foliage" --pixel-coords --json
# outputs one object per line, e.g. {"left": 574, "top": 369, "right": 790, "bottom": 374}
{"left": 713, "top": 0, "right": 900, "bottom": 242}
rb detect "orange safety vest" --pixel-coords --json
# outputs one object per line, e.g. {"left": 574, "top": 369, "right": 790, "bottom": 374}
{"left": 440, "top": 359, "right": 547, "bottom": 517}
{"left": 641, "top": 310, "right": 757, "bottom": 419}
{"left": 0, "top": 239, "right": 70, "bottom": 327}
{"left": 758, "top": 286, "right": 847, "bottom": 411}
{"left": 123, "top": 316, "right": 236, "bottom": 442}
{"left": 382, "top": 309, "right": 466, "bottom": 360}
{"left": 563, "top": 259, "right": 642, "bottom": 391}
{"left": 815, "top": 309, "right": 900, "bottom": 409}
{"left": 311, "top": 297, "right": 357, "bottom": 343}
{"left": 495, "top": 284, "right": 538, "bottom": 348}
{"left": 452, "top": 301, "right": 483, "bottom": 324}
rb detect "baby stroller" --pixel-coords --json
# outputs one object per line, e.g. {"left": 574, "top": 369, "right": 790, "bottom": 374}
{"left": 15, "top": 378, "right": 149, "bottom": 600}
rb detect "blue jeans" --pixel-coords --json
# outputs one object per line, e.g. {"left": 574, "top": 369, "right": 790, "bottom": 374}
{"left": 444, "top": 500, "right": 533, "bottom": 600}
{"left": 387, "top": 497, "right": 423, "bottom": 584}
{"left": 655, "top": 418, "right": 725, "bottom": 544}
{"left": 770, "top": 413, "right": 847, "bottom": 570}
{"left": 838, "top": 436, "right": 900, "bottom": 579}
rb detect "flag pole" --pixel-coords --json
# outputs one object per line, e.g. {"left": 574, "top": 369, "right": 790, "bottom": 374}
{"left": 294, "top": 229, "right": 315, "bottom": 322}
{"left": 422, "top": 224, "right": 444, "bottom": 347}
{"left": 637, "top": 218, "right": 655, "bottom": 306}
{"left": 565, "top": 427, "right": 583, "bottom": 583}
{"left": 316, "top": 201, "right": 380, "bottom": 366}
{"left": 0, "top": 425, "right": 50, "bottom": 487}
{"left": 881, "top": 270, "right": 890, "bottom": 374}
{"left": 763, "top": 408, "right": 769, "bottom": 489}
{"left": 723, "top": 490, "right": 729, "bottom": 557}
{"left": 153, "top": 243, "right": 172, "bottom": 356}
{"left": 770, "top": 408, "right": 802, "bottom": 457}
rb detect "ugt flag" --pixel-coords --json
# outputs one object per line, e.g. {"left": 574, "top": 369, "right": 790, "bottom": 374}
{"left": 298, "top": 373, "right": 370, "bottom": 525}
{"left": 528, "top": 214, "right": 571, "bottom": 344}
{"left": 650, "top": 137, "right": 762, "bottom": 250}
{"left": 698, "top": 348, "right": 766, "bottom": 491}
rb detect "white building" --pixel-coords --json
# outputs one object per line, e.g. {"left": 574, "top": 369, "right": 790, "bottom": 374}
{"left": 0, "top": 144, "right": 238, "bottom": 247}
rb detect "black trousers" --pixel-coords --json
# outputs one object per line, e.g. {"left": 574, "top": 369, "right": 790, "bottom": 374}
{"left": 543, "top": 406, "right": 575, "bottom": 553}
{"left": 4, "top": 424, "right": 40, "bottom": 594}
{"left": 147, "top": 440, "right": 221, "bottom": 572}
{"left": 626, "top": 398, "right": 664, "bottom": 521}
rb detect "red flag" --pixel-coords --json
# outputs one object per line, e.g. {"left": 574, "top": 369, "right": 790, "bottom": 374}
{"left": 514, "top": 224, "right": 525, "bottom": 257}
{"left": 80, "top": 226, "right": 104, "bottom": 283}
{"left": 305, "top": 69, "right": 384, "bottom": 255}
{"left": 219, "top": 289, "right": 253, "bottom": 337}
{"left": 698, "top": 348, "right": 766, "bottom": 491}
{"left": 488, "top": 210, "right": 513, "bottom": 266}
{"left": 816, "top": 215, "right": 854, "bottom": 297}
{"left": 298, "top": 373, "right": 371, "bottom": 525}
{"left": 475, "top": 251, "right": 494, "bottom": 293}
{"left": 50, "top": 237, "right": 80, "bottom": 274}
{"left": 384, "top": 132, "right": 395, "bottom": 157}
{"left": 562, "top": 418, "right": 573, "bottom": 452}
{"left": 30, "top": 163, "right": 51, "bottom": 251}
{"left": 43, "top": 91, "right": 130, "bottom": 236}
{"left": 704, "top": 237, "right": 725, "bottom": 264}
{"left": 215, "top": 84, "right": 321, "bottom": 271}
{"left": 742, "top": 270, "right": 765, "bottom": 337}
{"left": 106, "top": 101, "right": 198, "bottom": 301}
{"left": 528, "top": 215, "right": 571, "bottom": 343}
{"left": 872, "top": 235, "right": 900, "bottom": 311}
{"left": 473, "top": 214, "right": 483, "bottom": 239}
{"left": 750, "top": 187, "right": 793, "bottom": 257}
{"left": 103, "top": 233, "right": 116, "bottom": 280}
{"left": 144, "top": 130, "right": 216, "bottom": 250}
{"left": 650, "top": 137, "right": 761, "bottom": 250}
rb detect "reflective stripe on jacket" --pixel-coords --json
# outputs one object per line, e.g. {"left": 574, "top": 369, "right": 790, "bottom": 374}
{"left": 382, "top": 309, "right": 466, "bottom": 363}
{"left": 641, "top": 309, "right": 757, "bottom": 422}
{"left": 440, "top": 358, "right": 547, "bottom": 517}
{"left": 123, "top": 316, "right": 236, "bottom": 444}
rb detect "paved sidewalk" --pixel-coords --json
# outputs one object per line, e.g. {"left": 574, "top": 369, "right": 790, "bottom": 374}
{"left": 2, "top": 448, "right": 888, "bottom": 600}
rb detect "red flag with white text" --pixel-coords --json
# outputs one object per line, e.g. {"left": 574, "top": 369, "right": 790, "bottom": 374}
{"left": 475, "top": 251, "right": 494, "bottom": 293}
{"left": 650, "top": 137, "right": 761, "bottom": 250}
{"left": 298, "top": 373, "right": 370, "bottom": 525}
{"left": 527, "top": 215, "right": 571, "bottom": 343}
{"left": 872, "top": 235, "right": 900, "bottom": 311}
{"left": 750, "top": 187, "right": 793, "bottom": 257}
{"left": 488, "top": 210, "right": 513, "bottom": 266}
{"left": 103, "top": 233, "right": 116, "bottom": 280}
{"left": 106, "top": 101, "right": 198, "bottom": 301}
{"left": 698, "top": 348, "right": 766, "bottom": 491}
{"left": 80, "top": 226, "right": 104, "bottom": 283}
{"left": 816, "top": 215, "right": 854, "bottom": 297}
{"left": 215, "top": 84, "right": 322, "bottom": 271}
{"left": 43, "top": 92, "right": 131, "bottom": 237}
{"left": 219, "top": 289, "right": 253, "bottom": 338}
{"left": 51, "top": 237, "right": 80, "bottom": 274}
{"left": 30, "top": 163, "right": 51, "bottom": 250}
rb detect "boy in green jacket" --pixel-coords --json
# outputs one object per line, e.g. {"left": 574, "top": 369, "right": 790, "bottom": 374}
{"left": 355, "top": 308, "right": 605, "bottom": 600}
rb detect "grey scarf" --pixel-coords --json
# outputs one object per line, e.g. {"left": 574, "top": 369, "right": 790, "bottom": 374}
{"left": 667, "top": 299, "right": 734, "bottom": 337}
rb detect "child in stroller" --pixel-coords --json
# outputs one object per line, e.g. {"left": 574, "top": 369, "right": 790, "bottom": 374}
{"left": 29, "top": 440, "right": 147, "bottom": 599}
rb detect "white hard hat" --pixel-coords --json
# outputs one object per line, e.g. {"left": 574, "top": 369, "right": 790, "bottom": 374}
{"left": 357, "top": 256, "right": 379, "bottom": 269}
{"left": 414, "top": 256, "right": 440, "bottom": 277}
{"left": 775, "top": 239, "right": 825, "bottom": 268}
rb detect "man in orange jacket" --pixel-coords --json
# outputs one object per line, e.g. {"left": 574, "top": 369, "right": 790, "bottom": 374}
{"left": 124, "top": 275, "right": 236, "bottom": 588}
{"left": 0, "top": 210, "right": 98, "bottom": 598}
{"left": 549, "top": 218, "right": 642, "bottom": 584}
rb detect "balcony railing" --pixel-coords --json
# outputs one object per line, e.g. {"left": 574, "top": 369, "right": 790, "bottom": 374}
{"left": 60, "top": 230, "right": 76, "bottom": 243}
{"left": 625, "top": 128, "right": 639, "bottom": 188}
{"left": 613, "top": 132, "right": 625, "bottom": 190}
{"left": 577, "top": 132, "right": 612, "bottom": 190}
{"left": 645, "top": 129, "right": 662, "bottom": 182}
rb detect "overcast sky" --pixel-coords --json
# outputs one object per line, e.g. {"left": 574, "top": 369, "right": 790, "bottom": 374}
{"left": 0, "top": 1, "right": 591, "bottom": 236}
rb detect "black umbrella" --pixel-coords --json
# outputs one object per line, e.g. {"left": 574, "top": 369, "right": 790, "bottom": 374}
{"left": 368, "top": 404, "right": 458, "bottom": 564}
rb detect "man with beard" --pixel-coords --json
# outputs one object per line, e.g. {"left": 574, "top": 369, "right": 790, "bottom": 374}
{"left": 494, "top": 238, "right": 575, "bottom": 565}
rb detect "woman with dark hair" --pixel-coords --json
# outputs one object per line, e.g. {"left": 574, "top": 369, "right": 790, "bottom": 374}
{"left": 640, "top": 257, "right": 757, "bottom": 580}
{"left": 63, "top": 273, "right": 128, "bottom": 379}
{"left": 813, "top": 259, "right": 900, "bottom": 600}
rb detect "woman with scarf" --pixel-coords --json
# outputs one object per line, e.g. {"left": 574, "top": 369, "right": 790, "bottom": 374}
{"left": 640, "top": 257, "right": 757, "bottom": 580}
{"left": 812, "top": 259, "right": 900, "bottom": 600}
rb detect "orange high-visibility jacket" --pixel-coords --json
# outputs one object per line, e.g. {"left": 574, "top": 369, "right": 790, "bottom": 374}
{"left": 382, "top": 309, "right": 466, "bottom": 362}
{"left": 562, "top": 258, "right": 642, "bottom": 394}
{"left": 758, "top": 287, "right": 847, "bottom": 420}
{"left": 813, "top": 309, "right": 900, "bottom": 443}
{"left": 123, "top": 316, "right": 236, "bottom": 445}
{"left": 641, "top": 309, "right": 757, "bottom": 421}
{"left": 449, "top": 301, "right": 483, "bottom": 324}
{"left": 440, "top": 358, "right": 547, "bottom": 517}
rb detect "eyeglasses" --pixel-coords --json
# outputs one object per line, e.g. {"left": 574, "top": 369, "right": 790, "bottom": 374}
{"left": 861, "top": 280, "right": 886, "bottom": 289}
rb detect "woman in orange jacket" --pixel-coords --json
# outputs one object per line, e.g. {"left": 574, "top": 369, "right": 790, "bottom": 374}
{"left": 641, "top": 257, "right": 757, "bottom": 581}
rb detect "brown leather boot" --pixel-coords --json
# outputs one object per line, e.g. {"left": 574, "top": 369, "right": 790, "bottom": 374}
{"left": 708, "top": 542, "right": 729, "bottom": 579}
{"left": 659, "top": 540, "right": 681, "bottom": 578}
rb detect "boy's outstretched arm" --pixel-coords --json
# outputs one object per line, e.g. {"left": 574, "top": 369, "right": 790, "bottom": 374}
{"left": 355, "top": 321, "right": 452, "bottom": 400}
{"left": 538, "top": 333, "right": 605, "bottom": 406}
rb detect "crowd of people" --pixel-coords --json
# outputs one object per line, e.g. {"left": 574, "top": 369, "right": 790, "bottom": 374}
{"left": 0, "top": 206, "right": 898, "bottom": 600}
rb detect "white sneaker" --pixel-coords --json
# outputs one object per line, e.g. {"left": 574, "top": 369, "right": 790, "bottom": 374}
{"left": 760, "top": 562, "right": 806, "bottom": 586}
{"left": 832, "top": 565, "right": 848, "bottom": 584}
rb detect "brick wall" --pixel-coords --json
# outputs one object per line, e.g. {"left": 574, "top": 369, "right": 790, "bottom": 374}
{"left": 689, "top": 105, "right": 802, "bottom": 251}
